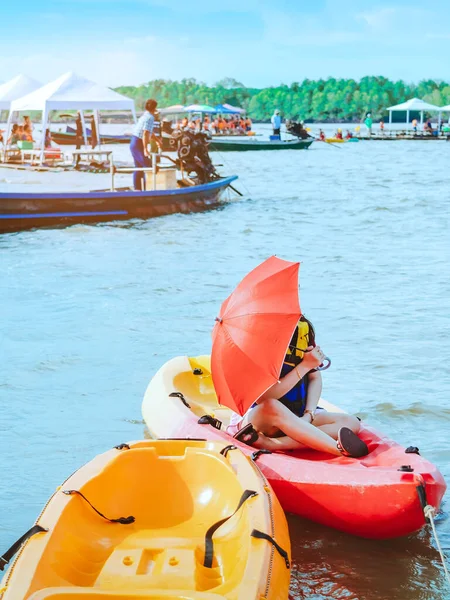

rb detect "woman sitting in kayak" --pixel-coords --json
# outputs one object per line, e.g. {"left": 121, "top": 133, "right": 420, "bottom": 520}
{"left": 227, "top": 316, "right": 368, "bottom": 458}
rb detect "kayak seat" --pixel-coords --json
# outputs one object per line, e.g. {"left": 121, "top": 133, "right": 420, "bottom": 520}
{"left": 23, "top": 446, "right": 250, "bottom": 594}
{"left": 171, "top": 356, "right": 233, "bottom": 426}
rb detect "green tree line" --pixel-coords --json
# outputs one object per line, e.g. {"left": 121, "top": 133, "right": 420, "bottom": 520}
{"left": 115, "top": 76, "right": 450, "bottom": 122}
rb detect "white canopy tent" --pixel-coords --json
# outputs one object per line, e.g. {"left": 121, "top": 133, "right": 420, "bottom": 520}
{"left": 386, "top": 97, "right": 442, "bottom": 127}
{"left": 7, "top": 71, "right": 137, "bottom": 163}
{"left": 0, "top": 74, "right": 42, "bottom": 111}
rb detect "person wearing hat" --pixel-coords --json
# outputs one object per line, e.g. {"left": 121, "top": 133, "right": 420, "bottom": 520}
{"left": 271, "top": 109, "right": 282, "bottom": 136}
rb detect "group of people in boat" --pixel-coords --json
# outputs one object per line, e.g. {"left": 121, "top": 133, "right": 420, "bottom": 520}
{"left": 6, "top": 116, "right": 34, "bottom": 145}
{"left": 167, "top": 114, "right": 252, "bottom": 135}
{"left": 4, "top": 116, "right": 55, "bottom": 149}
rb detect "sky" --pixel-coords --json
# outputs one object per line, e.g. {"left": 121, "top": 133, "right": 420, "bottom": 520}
{"left": 1, "top": 0, "right": 450, "bottom": 88}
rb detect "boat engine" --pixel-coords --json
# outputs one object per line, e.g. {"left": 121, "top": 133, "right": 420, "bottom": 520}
{"left": 285, "top": 120, "right": 312, "bottom": 140}
{"left": 171, "top": 130, "right": 219, "bottom": 184}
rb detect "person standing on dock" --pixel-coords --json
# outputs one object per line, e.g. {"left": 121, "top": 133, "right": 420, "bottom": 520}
{"left": 271, "top": 109, "right": 282, "bottom": 136}
{"left": 130, "top": 98, "right": 161, "bottom": 191}
{"left": 364, "top": 112, "right": 373, "bottom": 136}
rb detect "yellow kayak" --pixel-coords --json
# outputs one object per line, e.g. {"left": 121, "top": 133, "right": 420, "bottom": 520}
{"left": 325, "top": 137, "right": 345, "bottom": 143}
{"left": 0, "top": 440, "right": 291, "bottom": 600}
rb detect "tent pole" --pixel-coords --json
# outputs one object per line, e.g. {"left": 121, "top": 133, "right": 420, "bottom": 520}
{"left": 389, "top": 110, "right": 392, "bottom": 124}
{"left": 406, "top": 109, "right": 409, "bottom": 128}
{"left": 4, "top": 110, "right": 13, "bottom": 162}
{"left": 438, "top": 110, "right": 442, "bottom": 133}
{"left": 420, "top": 110, "right": 423, "bottom": 126}
{"left": 80, "top": 111, "right": 88, "bottom": 146}
{"left": 94, "top": 110, "right": 101, "bottom": 149}
{"left": 40, "top": 108, "right": 48, "bottom": 165}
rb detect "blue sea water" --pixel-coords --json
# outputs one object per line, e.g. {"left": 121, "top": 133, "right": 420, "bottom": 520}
{"left": 0, "top": 132, "right": 449, "bottom": 599}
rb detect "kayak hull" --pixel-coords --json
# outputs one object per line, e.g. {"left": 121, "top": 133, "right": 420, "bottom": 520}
{"left": 1, "top": 441, "right": 290, "bottom": 600}
{"left": 142, "top": 356, "right": 447, "bottom": 540}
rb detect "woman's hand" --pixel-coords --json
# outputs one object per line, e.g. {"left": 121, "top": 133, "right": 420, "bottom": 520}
{"left": 302, "top": 346, "right": 325, "bottom": 370}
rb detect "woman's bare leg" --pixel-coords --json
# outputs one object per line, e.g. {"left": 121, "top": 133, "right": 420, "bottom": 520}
{"left": 243, "top": 398, "right": 342, "bottom": 456}
{"left": 314, "top": 412, "right": 361, "bottom": 439}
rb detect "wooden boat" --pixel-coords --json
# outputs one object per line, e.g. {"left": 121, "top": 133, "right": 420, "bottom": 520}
{"left": 0, "top": 440, "right": 291, "bottom": 600}
{"left": 0, "top": 175, "right": 237, "bottom": 234}
{"left": 208, "top": 138, "right": 313, "bottom": 151}
{"left": 142, "top": 355, "right": 447, "bottom": 540}
{"left": 51, "top": 130, "right": 131, "bottom": 146}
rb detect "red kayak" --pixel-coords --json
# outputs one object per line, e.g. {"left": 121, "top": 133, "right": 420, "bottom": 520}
{"left": 142, "top": 356, "right": 447, "bottom": 539}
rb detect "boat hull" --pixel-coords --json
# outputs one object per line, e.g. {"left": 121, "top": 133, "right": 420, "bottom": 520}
{"left": 209, "top": 139, "right": 313, "bottom": 151}
{"left": 1, "top": 440, "right": 291, "bottom": 600}
{"left": 0, "top": 176, "right": 237, "bottom": 233}
{"left": 51, "top": 131, "right": 131, "bottom": 145}
{"left": 142, "top": 356, "right": 447, "bottom": 540}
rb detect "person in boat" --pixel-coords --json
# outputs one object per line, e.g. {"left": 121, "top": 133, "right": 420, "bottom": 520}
{"left": 7, "top": 124, "right": 20, "bottom": 146}
{"left": 271, "top": 109, "right": 282, "bottom": 136}
{"left": 379, "top": 120, "right": 385, "bottom": 133}
{"left": 319, "top": 129, "right": 326, "bottom": 141}
{"left": 227, "top": 316, "right": 369, "bottom": 458}
{"left": 130, "top": 98, "right": 161, "bottom": 191}
{"left": 335, "top": 129, "right": 343, "bottom": 140}
{"left": 44, "top": 129, "right": 53, "bottom": 148}
{"left": 203, "top": 116, "right": 210, "bottom": 131}
{"left": 23, "top": 116, "right": 34, "bottom": 141}
{"left": 345, "top": 130, "right": 353, "bottom": 139}
{"left": 425, "top": 118, "right": 433, "bottom": 134}
{"left": 245, "top": 117, "right": 252, "bottom": 132}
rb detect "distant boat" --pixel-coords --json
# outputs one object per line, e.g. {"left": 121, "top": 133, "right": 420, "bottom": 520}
{"left": 0, "top": 175, "right": 238, "bottom": 234}
{"left": 209, "top": 138, "right": 313, "bottom": 151}
{"left": 51, "top": 127, "right": 131, "bottom": 145}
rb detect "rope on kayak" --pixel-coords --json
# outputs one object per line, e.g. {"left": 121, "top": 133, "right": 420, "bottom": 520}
{"left": 0, "top": 525, "right": 47, "bottom": 571}
{"left": 424, "top": 504, "right": 450, "bottom": 585}
{"left": 251, "top": 529, "right": 290, "bottom": 569}
{"left": 416, "top": 482, "right": 450, "bottom": 585}
{"left": 62, "top": 490, "right": 135, "bottom": 525}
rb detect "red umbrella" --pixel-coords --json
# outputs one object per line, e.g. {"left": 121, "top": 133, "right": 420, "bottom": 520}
{"left": 211, "top": 256, "right": 301, "bottom": 415}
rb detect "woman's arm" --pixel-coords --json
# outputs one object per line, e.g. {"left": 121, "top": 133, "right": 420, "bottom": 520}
{"left": 304, "top": 370, "right": 322, "bottom": 412}
{"left": 258, "top": 346, "right": 324, "bottom": 403}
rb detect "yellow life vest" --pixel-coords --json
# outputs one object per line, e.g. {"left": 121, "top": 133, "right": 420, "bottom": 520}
{"left": 284, "top": 318, "right": 311, "bottom": 366}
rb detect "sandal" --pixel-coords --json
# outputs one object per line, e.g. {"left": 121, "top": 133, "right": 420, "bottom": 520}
{"left": 337, "top": 427, "right": 369, "bottom": 458}
{"left": 233, "top": 423, "right": 259, "bottom": 446}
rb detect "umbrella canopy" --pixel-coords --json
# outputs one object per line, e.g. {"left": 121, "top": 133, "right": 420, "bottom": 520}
{"left": 159, "top": 104, "right": 186, "bottom": 115}
{"left": 184, "top": 104, "right": 216, "bottom": 114}
{"left": 211, "top": 256, "right": 301, "bottom": 416}
{"left": 223, "top": 103, "right": 245, "bottom": 114}
{"left": 386, "top": 97, "right": 441, "bottom": 112}
{"left": 214, "top": 104, "right": 239, "bottom": 114}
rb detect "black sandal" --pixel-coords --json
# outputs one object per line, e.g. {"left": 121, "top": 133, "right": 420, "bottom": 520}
{"left": 337, "top": 427, "right": 369, "bottom": 458}
{"left": 233, "top": 423, "right": 259, "bottom": 446}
